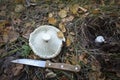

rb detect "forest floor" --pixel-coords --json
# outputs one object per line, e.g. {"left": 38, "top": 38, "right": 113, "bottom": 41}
{"left": 0, "top": 0, "right": 120, "bottom": 80}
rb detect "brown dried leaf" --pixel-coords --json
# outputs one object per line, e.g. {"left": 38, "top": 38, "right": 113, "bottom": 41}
{"left": 92, "top": 9, "right": 101, "bottom": 14}
{"left": 79, "top": 53, "right": 88, "bottom": 64}
{"left": 48, "top": 17, "right": 57, "bottom": 25}
{"left": 28, "top": 54, "right": 39, "bottom": 59}
{"left": 70, "top": 55, "right": 77, "bottom": 65}
{"left": 58, "top": 9, "right": 67, "bottom": 18}
{"left": 12, "top": 64, "right": 24, "bottom": 76}
{"left": 59, "top": 23, "right": 66, "bottom": 32}
{"left": 66, "top": 36, "right": 71, "bottom": 47}
{"left": 3, "top": 27, "right": 19, "bottom": 43}
{"left": 57, "top": 31, "right": 64, "bottom": 39}
{"left": 59, "top": 76, "right": 69, "bottom": 80}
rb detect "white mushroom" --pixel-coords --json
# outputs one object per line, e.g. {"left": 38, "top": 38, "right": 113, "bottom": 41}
{"left": 29, "top": 25, "right": 65, "bottom": 59}
{"left": 95, "top": 36, "right": 105, "bottom": 43}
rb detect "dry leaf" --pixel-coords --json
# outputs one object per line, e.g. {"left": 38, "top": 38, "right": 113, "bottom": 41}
{"left": 59, "top": 23, "right": 66, "bottom": 32}
{"left": 0, "top": 11, "right": 6, "bottom": 16}
{"left": 79, "top": 53, "right": 88, "bottom": 64}
{"left": 3, "top": 27, "right": 19, "bottom": 43}
{"left": 13, "top": 18, "right": 22, "bottom": 25}
{"left": 116, "top": 72, "right": 120, "bottom": 77}
{"left": 48, "top": 17, "right": 57, "bottom": 25}
{"left": 58, "top": 9, "right": 67, "bottom": 18}
{"left": 25, "top": 22, "right": 32, "bottom": 27}
{"left": 45, "top": 72, "right": 56, "bottom": 78}
{"left": 66, "top": 36, "right": 71, "bottom": 47}
{"left": 79, "top": 6, "right": 87, "bottom": 12}
{"left": 70, "top": 4, "right": 79, "bottom": 14}
{"left": 28, "top": 54, "right": 39, "bottom": 59}
{"left": 70, "top": 55, "right": 77, "bottom": 65}
{"left": 70, "top": 32, "right": 75, "bottom": 36}
{"left": 92, "top": 9, "right": 101, "bottom": 14}
{"left": 12, "top": 64, "right": 24, "bottom": 76}
{"left": 59, "top": 76, "right": 69, "bottom": 80}
{"left": 15, "top": 4, "right": 25, "bottom": 12}
{"left": 62, "top": 16, "right": 74, "bottom": 23}
{"left": 15, "top": 0, "right": 25, "bottom": 4}
{"left": 57, "top": 31, "right": 64, "bottom": 39}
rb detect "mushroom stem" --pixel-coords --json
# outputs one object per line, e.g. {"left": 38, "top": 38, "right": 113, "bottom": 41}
{"left": 42, "top": 33, "right": 51, "bottom": 42}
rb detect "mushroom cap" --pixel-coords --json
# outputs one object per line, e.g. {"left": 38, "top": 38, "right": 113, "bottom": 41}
{"left": 29, "top": 25, "right": 65, "bottom": 59}
{"left": 95, "top": 36, "right": 105, "bottom": 43}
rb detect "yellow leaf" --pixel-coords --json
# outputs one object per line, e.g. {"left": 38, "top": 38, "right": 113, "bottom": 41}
{"left": 58, "top": 9, "right": 67, "bottom": 18}
{"left": 59, "top": 23, "right": 66, "bottom": 32}
{"left": 48, "top": 17, "right": 57, "bottom": 25}
{"left": 70, "top": 4, "right": 79, "bottom": 14}
{"left": 66, "top": 36, "right": 71, "bottom": 47}
{"left": 57, "top": 31, "right": 64, "bottom": 39}
{"left": 92, "top": 9, "right": 101, "bottom": 14}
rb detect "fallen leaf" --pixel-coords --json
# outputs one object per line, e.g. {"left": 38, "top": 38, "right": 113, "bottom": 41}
{"left": 70, "top": 55, "right": 77, "bottom": 65}
{"left": 57, "top": 31, "right": 64, "bottom": 39}
{"left": 59, "top": 76, "right": 69, "bottom": 80}
{"left": 22, "top": 29, "right": 32, "bottom": 39}
{"left": 70, "top": 32, "right": 75, "bottom": 36}
{"left": 66, "top": 36, "right": 71, "bottom": 47}
{"left": 45, "top": 72, "right": 56, "bottom": 78}
{"left": 59, "top": 23, "right": 66, "bottom": 32}
{"left": 79, "top": 53, "right": 88, "bottom": 64}
{"left": 70, "top": 4, "right": 79, "bottom": 14}
{"left": 92, "top": 9, "right": 101, "bottom": 14}
{"left": 2, "top": 26, "right": 19, "bottom": 43}
{"left": 13, "top": 18, "right": 22, "bottom": 25}
{"left": 15, "top": 4, "right": 25, "bottom": 13}
{"left": 32, "top": 76, "right": 39, "bottom": 80}
{"left": 28, "top": 54, "right": 39, "bottom": 59}
{"left": 116, "top": 72, "right": 120, "bottom": 77}
{"left": 62, "top": 16, "right": 74, "bottom": 23}
{"left": 0, "top": 49, "right": 7, "bottom": 57}
{"left": 0, "top": 11, "right": 6, "bottom": 16}
{"left": 12, "top": 64, "right": 24, "bottom": 76}
{"left": 48, "top": 17, "right": 57, "bottom": 25}
{"left": 79, "top": 6, "right": 87, "bottom": 13}
{"left": 25, "top": 22, "right": 32, "bottom": 27}
{"left": 14, "top": 0, "right": 25, "bottom": 4}
{"left": 58, "top": 9, "right": 67, "bottom": 18}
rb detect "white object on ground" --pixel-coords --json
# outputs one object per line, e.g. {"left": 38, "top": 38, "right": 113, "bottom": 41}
{"left": 95, "top": 36, "right": 105, "bottom": 43}
{"left": 29, "top": 25, "right": 65, "bottom": 59}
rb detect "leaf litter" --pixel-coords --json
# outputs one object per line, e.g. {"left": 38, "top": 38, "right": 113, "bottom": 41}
{"left": 0, "top": 0, "right": 120, "bottom": 80}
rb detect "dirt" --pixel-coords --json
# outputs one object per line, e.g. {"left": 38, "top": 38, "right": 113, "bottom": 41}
{"left": 0, "top": 0, "right": 120, "bottom": 80}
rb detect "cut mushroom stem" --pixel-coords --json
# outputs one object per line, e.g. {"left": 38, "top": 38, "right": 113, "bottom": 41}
{"left": 42, "top": 33, "right": 51, "bottom": 42}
